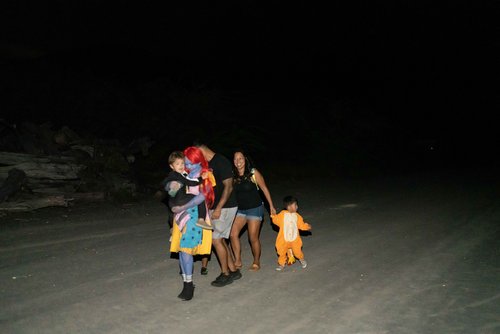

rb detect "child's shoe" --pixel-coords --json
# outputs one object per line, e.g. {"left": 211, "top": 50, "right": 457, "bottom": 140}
{"left": 200, "top": 267, "right": 208, "bottom": 275}
{"left": 196, "top": 218, "right": 214, "bottom": 230}
{"left": 275, "top": 264, "right": 285, "bottom": 271}
{"left": 299, "top": 259, "right": 307, "bottom": 269}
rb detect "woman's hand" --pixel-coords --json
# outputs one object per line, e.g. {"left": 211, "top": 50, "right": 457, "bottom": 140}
{"left": 270, "top": 206, "right": 277, "bottom": 216}
{"left": 171, "top": 205, "right": 182, "bottom": 213}
{"left": 171, "top": 194, "right": 206, "bottom": 214}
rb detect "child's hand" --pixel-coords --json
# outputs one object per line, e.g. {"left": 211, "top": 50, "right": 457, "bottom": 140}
{"left": 166, "top": 181, "right": 181, "bottom": 197}
{"left": 305, "top": 223, "right": 312, "bottom": 230}
{"left": 201, "top": 171, "right": 208, "bottom": 180}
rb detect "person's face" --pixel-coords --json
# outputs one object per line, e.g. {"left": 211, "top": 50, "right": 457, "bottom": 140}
{"left": 287, "top": 202, "right": 298, "bottom": 213}
{"left": 233, "top": 152, "right": 245, "bottom": 170}
{"left": 185, "top": 157, "right": 202, "bottom": 176}
{"left": 170, "top": 158, "right": 185, "bottom": 174}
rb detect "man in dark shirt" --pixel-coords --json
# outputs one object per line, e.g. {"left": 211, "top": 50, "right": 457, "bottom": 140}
{"left": 195, "top": 143, "right": 242, "bottom": 286}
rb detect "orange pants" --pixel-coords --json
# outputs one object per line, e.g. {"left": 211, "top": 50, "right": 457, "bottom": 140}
{"left": 277, "top": 241, "right": 304, "bottom": 266}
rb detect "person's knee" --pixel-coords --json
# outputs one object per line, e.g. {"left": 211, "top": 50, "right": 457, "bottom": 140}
{"left": 248, "top": 231, "right": 259, "bottom": 242}
{"left": 212, "top": 238, "right": 223, "bottom": 247}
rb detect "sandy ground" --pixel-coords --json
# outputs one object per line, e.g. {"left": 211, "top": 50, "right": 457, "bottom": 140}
{"left": 1, "top": 169, "right": 499, "bottom": 334}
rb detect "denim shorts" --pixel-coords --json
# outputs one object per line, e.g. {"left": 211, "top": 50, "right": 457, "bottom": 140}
{"left": 236, "top": 204, "right": 264, "bottom": 221}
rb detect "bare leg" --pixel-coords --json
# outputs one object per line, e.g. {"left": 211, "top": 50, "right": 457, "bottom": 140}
{"left": 212, "top": 238, "right": 230, "bottom": 274}
{"left": 230, "top": 216, "right": 247, "bottom": 269}
{"left": 224, "top": 238, "right": 237, "bottom": 272}
{"left": 201, "top": 256, "right": 208, "bottom": 269}
{"left": 247, "top": 219, "right": 262, "bottom": 267}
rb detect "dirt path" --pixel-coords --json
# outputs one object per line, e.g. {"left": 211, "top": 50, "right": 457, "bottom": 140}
{"left": 1, "top": 170, "right": 499, "bottom": 334}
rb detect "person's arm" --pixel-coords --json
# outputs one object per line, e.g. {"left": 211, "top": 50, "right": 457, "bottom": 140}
{"left": 270, "top": 211, "right": 282, "bottom": 227}
{"left": 254, "top": 169, "right": 276, "bottom": 215}
{"left": 183, "top": 177, "right": 202, "bottom": 187}
{"left": 210, "top": 177, "right": 233, "bottom": 220}
{"left": 183, "top": 171, "right": 208, "bottom": 186}
{"left": 170, "top": 193, "right": 205, "bottom": 213}
{"left": 296, "top": 213, "right": 312, "bottom": 231}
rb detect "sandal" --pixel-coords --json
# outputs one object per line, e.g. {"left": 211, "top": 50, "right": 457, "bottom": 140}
{"left": 248, "top": 263, "right": 260, "bottom": 272}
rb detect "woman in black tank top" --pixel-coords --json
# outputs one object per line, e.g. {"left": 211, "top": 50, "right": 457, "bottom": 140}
{"left": 230, "top": 150, "right": 276, "bottom": 271}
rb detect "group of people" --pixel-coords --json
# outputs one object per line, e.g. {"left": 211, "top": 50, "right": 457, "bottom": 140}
{"left": 162, "top": 142, "right": 312, "bottom": 301}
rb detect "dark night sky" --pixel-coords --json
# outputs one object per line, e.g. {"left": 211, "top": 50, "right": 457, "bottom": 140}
{"left": 1, "top": 2, "right": 497, "bottom": 169}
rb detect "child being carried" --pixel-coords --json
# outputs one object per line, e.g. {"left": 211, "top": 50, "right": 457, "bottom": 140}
{"left": 164, "top": 151, "right": 213, "bottom": 231}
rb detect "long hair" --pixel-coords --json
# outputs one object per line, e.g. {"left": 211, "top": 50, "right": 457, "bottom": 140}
{"left": 183, "top": 146, "right": 214, "bottom": 209}
{"left": 232, "top": 150, "right": 255, "bottom": 185}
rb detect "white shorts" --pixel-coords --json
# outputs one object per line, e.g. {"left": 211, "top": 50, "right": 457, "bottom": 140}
{"left": 210, "top": 206, "right": 237, "bottom": 239}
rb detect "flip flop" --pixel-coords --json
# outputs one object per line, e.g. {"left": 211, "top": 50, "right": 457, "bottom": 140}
{"left": 248, "top": 263, "right": 260, "bottom": 271}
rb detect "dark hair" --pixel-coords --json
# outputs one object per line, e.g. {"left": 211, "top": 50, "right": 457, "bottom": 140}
{"left": 283, "top": 195, "right": 298, "bottom": 207}
{"left": 232, "top": 149, "right": 256, "bottom": 184}
{"left": 193, "top": 137, "right": 211, "bottom": 148}
{"left": 193, "top": 140, "right": 204, "bottom": 148}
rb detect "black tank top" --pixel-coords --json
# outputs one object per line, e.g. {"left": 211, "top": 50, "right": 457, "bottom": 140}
{"left": 233, "top": 176, "right": 262, "bottom": 210}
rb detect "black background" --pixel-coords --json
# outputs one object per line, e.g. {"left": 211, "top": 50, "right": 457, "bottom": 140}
{"left": 1, "top": 1, "right": 497, "bottom": 174}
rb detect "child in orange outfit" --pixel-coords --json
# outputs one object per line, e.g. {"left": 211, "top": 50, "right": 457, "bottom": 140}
{"left": 271, "top": 195, "right": 312, "bottom": 271}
